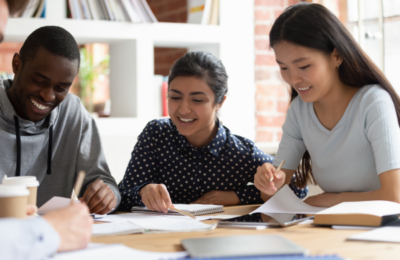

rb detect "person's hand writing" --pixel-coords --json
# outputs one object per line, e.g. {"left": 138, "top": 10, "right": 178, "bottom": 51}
{"left": 191, "top": 190, "right": 240, "bottom": 206}
{"left": 80, "top": 179, "right": 117, "bottom": 214}
{"left": 139, "top": 183, "right": 172, "bottom": 213}
{"left": 304, "top": 192, "right": 340, "bottom": 207}
{"left": 43, "top": 203, "right": 92, "bottom": 252}
{"left": 254, "top": 163, "right": 285, "bottom": 196}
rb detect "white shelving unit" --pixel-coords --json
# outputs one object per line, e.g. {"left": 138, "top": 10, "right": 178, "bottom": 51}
{"left": 5, "top": 0, "right": 255, "bottom": 182}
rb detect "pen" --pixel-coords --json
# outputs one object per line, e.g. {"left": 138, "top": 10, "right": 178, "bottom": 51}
{"left": 71, "top": 171, "right": 85, "bottom": 205}
{"left": 168, "top": 206, "right": 196, "bottom": 219}
{"left": 270, "top": 160, "right": 285, "bottom": 182}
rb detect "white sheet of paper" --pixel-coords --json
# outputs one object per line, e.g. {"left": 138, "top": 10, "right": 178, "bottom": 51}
{"left": 94, "top": 213, "right": 215, "bottom": 232}
{"left": 38, "top": 196, "right": 77, "bottom": 215}
{"left": 92, "top": 221, "right": 143, "bottom": 236}
{"left": 332, "top": 225, "right": 375, "bottom": 230}
{"left": 208, "top": 215, "right": 241, "bottom": 220}
{"left": 251, "top": 185, "right": 327, "bottom": 215}
{"left": 52, "top": 243, "right": 188, "bottom": 260}
{"left": 317, "top": 200, "right": 400, "bottom": 216}
{"left": 347, "top": 227, "right": 400, "bottom": 242}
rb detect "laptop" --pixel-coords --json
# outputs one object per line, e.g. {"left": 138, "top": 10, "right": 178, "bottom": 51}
{"left": 181, "top": 234, "right": 307, "bottom": 258}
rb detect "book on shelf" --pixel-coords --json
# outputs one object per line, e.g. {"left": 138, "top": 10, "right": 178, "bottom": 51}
{"left": 313, "top": 200, "right": 400, "bottom": 227}
{"left": 15, "top": 0, "right": 157, "bottom": 23}
{"left": 187, "top": 0, "right": 219, "bottom": 25}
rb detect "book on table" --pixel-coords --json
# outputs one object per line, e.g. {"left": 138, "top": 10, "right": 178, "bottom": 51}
{"left": 131, "top": 203, "right": 223, "bottom": 216}
{"left": 313, "top": 201, "right": 400, "bottom": 227}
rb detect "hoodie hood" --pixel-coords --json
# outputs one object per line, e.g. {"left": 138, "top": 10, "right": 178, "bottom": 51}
{"left": 0, "top": 79, "right": 59, "bottom": 135}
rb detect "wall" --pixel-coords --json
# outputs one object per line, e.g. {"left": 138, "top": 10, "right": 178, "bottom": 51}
{"left": 147, "top": 0, "right": 188, "bottom": 76}
{"left": 254, "top": 0, "right": 301, "bottom": 153}
{"left": 0, "top": 42, "right": 22, "bottom": 74}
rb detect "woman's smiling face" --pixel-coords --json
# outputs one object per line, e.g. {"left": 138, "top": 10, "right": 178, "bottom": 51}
{"left": 273, "top": 40, "right": 341, "bottom": 103}
{"left": 168, "top": 76, "right": 224, "bottom": 147}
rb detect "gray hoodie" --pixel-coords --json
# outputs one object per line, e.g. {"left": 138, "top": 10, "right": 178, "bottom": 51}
{"left": 0, "top": 79, "right": 120, "bottom": 207}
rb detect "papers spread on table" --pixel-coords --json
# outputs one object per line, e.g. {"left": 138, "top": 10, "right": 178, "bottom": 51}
{"left": 92, "top": 221, "right": 143, "bottom": 236}
{"left": 95, "top": 213, "right": 216, "bottom": 233}
{"left": 52, "top": 243, "right": 188, "bottom": 260}
{"left": 132, "top": 204, "right": 223, "bottom": 216}
{"left": 347, "top": 227, "right": 400, "bottom": 243}
{"left": 251, "top": 185, "right": 327, "bottom": 215}
{"left": 38, "top": 196, "right": 77, "bottom": 215}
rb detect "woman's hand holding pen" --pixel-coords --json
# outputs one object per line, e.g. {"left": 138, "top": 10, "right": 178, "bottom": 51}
{"left": 139, "top": 183, "right": 172, "bottom": 213}
{"left": 254, "top": 162, "right": 286, "bottom": 195}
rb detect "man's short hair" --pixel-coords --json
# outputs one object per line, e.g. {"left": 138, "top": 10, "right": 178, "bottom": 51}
{"left": 6, "top": 0, "right": 30, "bottom": 15}
{"left": 20, "top": 26, "right": 80, "bottom": 69}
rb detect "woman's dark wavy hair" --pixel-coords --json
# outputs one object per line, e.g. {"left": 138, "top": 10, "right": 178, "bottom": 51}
{"left": 168, "top": 51, "right": 228, "bottom": 104}
{"left": 270, "top": 3, "right": 400, "bottom": 188}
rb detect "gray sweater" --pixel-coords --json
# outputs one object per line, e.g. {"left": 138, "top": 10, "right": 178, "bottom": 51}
{"left": 0, "top": 79, "right": 120, "bottom": 207}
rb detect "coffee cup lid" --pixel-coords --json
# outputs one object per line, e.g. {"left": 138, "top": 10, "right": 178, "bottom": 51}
{"left": 2, "top": 176, "right": 39, "bottom": 187}
{"left": 0, "top": 185, "right": 30, "bottom": 197}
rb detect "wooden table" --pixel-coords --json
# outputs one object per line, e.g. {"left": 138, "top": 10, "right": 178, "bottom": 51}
{"left": 92, "top": 205, "right": 400, "bottom": 260}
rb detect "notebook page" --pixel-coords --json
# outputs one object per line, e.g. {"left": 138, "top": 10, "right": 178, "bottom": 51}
{"left": 317, "top": 201, "right": 400, "bottom": 216}
{"left": 173, "top": 204, "right": 223, "bottom": 214}
{"left": 251, "top": 185, "right": 326, "bottom": 215}
{"left": 347, "top": 227, "right": 400, "bottom": 242}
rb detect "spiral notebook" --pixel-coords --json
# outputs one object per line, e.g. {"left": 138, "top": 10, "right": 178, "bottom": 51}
{"left": 131, "top": 204, "right": 223, "bottom": 216}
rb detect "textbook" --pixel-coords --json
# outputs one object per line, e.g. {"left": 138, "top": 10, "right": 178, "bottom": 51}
{"left": 314, "top": 201, "right": 400, "bottom": 227}
{"left": 131, "top": 203, "right": 223, "bottom": 216}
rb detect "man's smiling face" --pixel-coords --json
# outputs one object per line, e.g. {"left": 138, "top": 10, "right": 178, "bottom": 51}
{"left": 8, "top": 47, "right": 78, "bottom": 123}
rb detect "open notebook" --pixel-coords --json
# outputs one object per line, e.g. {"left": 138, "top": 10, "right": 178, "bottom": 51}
{"left": 131, "top": 204, "right": 223, "bottom": 216}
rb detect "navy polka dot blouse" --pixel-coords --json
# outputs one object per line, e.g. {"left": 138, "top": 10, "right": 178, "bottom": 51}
{"left": 118, "top": 119, "right": 308, "bottom": 211}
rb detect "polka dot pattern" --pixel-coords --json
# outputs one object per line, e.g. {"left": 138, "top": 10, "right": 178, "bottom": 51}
{"left": 118, "top": 119, "right": 308, "bottom": 211}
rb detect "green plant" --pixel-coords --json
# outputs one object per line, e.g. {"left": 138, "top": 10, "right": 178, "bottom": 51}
{"left": 77, "top": 47, "right": 109, "bottom": 113}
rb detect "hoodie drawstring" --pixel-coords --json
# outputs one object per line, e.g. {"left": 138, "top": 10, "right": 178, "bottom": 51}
{"left": 13, "top": 116, "right": 21, "bottom": 176}
{"left": 13, "top": 116, "right": 53, "bottom": 176}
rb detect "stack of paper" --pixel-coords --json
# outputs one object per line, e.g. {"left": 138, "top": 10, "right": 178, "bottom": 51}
{"left": 92, "top": 221, "right": 143, "bottom": 236}
{"left": 347, "top": 227, "right": 400, "bottom": 243}
{"left": 53, "top": 243, "right": 188, "bottom": 260}
{"left": 95, "top": 213, "right": 216, "bottom": 233}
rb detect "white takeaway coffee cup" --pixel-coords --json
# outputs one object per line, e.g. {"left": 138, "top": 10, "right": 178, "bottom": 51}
{"left": 0, "top": 185, "right": 29, "bottom": 219}
{"left": 2, "top": 176, "right": 39, "bottom": 206}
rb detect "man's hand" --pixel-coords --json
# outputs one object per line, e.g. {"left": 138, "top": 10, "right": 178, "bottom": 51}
{"left": 191, "top": 190, "right": 240, "bottom": 206}
{"left": 254, "top": 163, "right": 286, "bottom": 196}
{"left": 43, "top": 203, "right": 92, "bottom": 252}
{"left": 80, "top": 179, "right": 117, "bottom": 214}
{"left": 304, "top": 193, "right": 339, "bottom": 207}
{"left": 139, "top": 183, "right": 172, "bottom": 213}
{"left": 26, "top": 205, "right": 38, "bottom": 216}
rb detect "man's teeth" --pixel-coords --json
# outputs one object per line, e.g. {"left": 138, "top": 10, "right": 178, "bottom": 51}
{"left": 298, "top": 86, "right": 311, "bottom": 91}
{"left": 31, "top": 99, "right": 49, "bottom": 110}
{"left": 179, "top": 117, "right": 195, "bottom": 123}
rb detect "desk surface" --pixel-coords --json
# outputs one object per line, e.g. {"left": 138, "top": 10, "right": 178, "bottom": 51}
{"left": 92, "top": 205, "right": 400, "bottom": 260}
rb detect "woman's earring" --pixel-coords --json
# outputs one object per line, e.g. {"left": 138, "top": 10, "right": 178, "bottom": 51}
{"left": 338, "top": 64, "right": 340, "bottom": 69}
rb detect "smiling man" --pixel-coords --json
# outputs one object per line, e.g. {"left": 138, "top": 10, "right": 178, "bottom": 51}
{"left": 0, "top": 26, "right": 120, "bottom": 214}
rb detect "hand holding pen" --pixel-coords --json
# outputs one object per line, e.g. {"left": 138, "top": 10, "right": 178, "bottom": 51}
{"left": 254, "top": 160, "right": 286, "bottom": 196}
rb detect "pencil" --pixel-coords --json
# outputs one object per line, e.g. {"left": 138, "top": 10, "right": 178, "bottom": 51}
{"left": 270, "top": 160, "right": 285, "bottom": 182}
{"left": 168, "top": 206, "right": 196, "bottom": 219}
{"left": 71, "top": 171, "right": 85, "bottom": 205}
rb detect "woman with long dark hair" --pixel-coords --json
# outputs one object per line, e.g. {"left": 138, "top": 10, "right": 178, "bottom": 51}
{"left": 118, "top": 52, "right": 307, "bottom": 213}
{"left": 254, "top": 3, "right": 400, "bottom": 207}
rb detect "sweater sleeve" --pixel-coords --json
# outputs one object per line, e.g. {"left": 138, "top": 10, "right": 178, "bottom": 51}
{"left": 364, "top": 88, "right": 400, "bottom": 174}
{"left": 118, "top": 121, "right": 160, "bottom": 211}
{"left": 0, "top": 217, "right": 60, "bottom": 260}
{"left": 76, "top": 104, "right": 121, "bottom": 211}
{"left": 273, "top": 98, "right": 307, "bottom": 170}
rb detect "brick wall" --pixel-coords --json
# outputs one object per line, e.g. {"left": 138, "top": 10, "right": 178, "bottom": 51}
{"left": 254, "top": 0, "right": 302, "bottom": 145}
{"left": 147, "top": 0, "right": 188, "bottom": 76}
{"left": 0, "top": 42, "right": 23, "bottom": 74}
{"left": 254, "top": 0, "right": 343, "bottom": 148}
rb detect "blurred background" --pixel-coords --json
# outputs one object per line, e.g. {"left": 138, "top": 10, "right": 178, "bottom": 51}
{"left": 2, "top": 0, "right": 399, "bottom": 191}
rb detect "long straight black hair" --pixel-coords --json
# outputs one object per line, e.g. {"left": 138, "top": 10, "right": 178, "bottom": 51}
{"left": 269, "top": 3, "right": 400, "bottom": 188}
